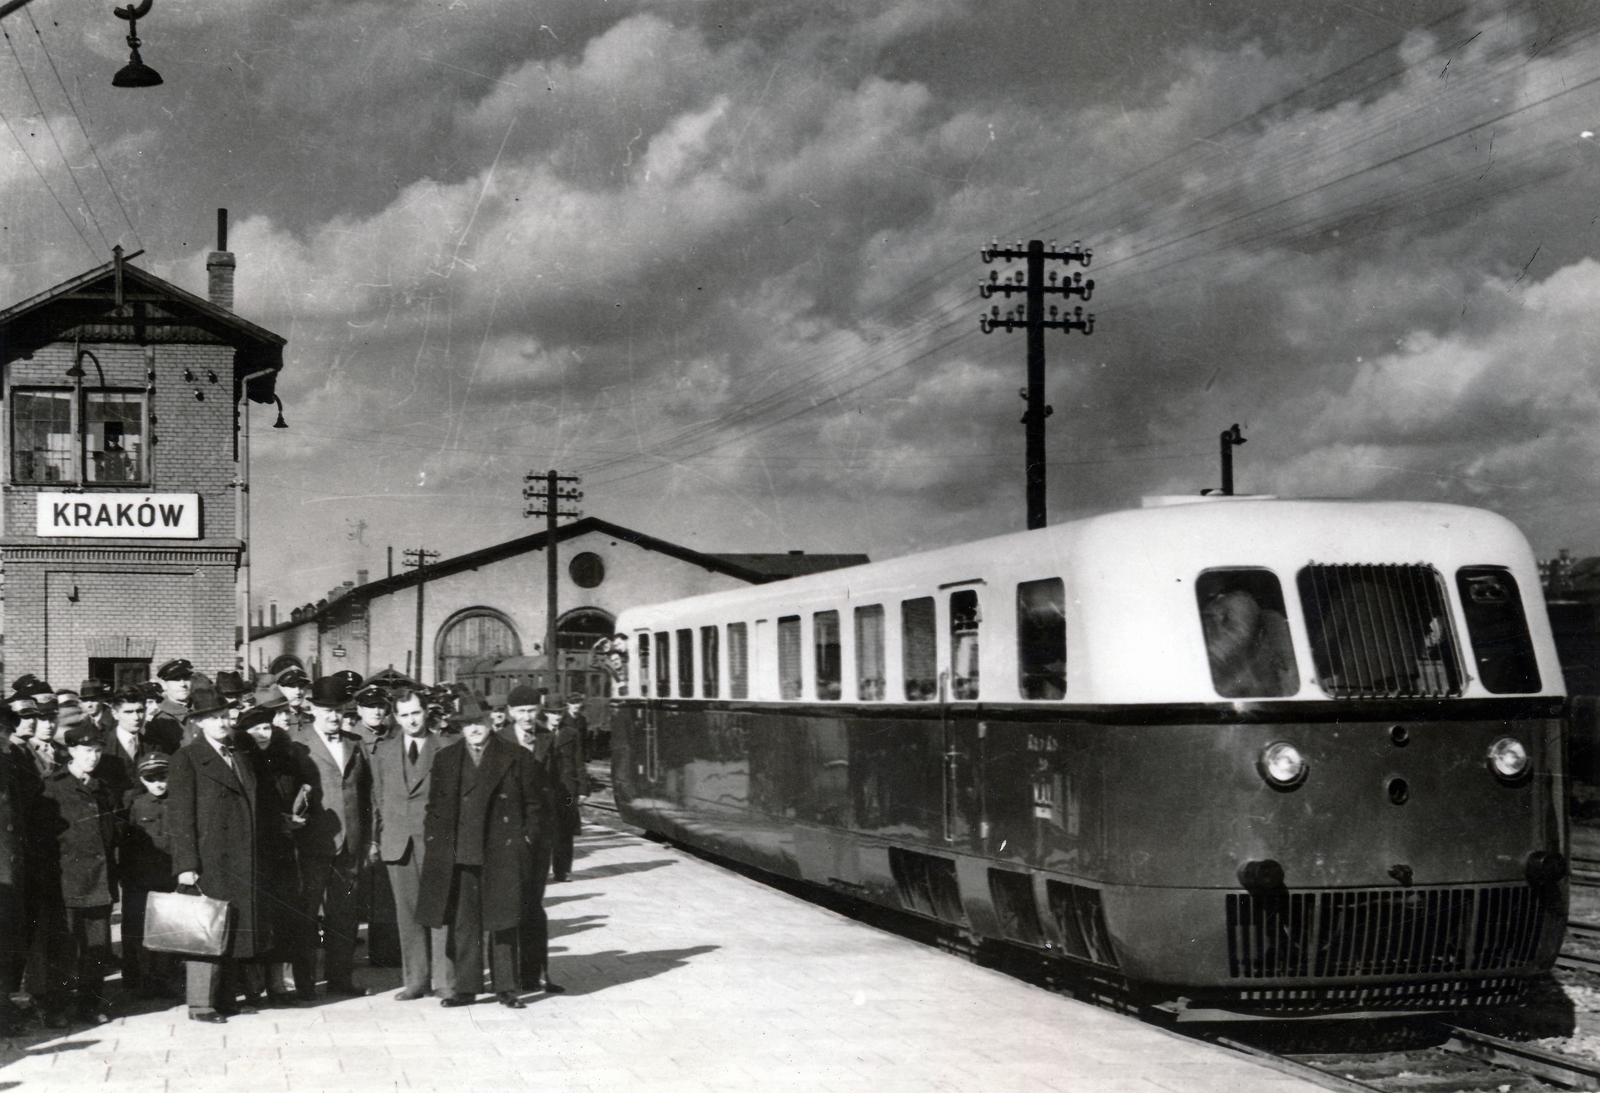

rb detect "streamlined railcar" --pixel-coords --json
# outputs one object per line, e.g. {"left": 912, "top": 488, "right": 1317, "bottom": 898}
{"left": 609, "top": 498, "right": 1568, "bottom": 1017}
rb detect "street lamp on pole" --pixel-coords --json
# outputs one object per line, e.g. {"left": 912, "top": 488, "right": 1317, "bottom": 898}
{"left": 236, "top": 372, "right": 286, "bottom": 675}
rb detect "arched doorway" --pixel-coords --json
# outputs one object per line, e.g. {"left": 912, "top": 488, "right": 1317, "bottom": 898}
{"left": 435, "top": 608, "right": 522, "bottom": 684}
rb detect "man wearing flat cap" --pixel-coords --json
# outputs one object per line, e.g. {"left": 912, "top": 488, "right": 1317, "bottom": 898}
{"left": 416, "top": 696, "right": 545, "bottom": 1009}
{"left": 288, "top": 675, "right": 373, "bottom": 998}
{"left": 145, "top": 659, "right": 193, "bottom": 754}
{"left": 168, "top": 684, "right": 275, "bottom": 1022}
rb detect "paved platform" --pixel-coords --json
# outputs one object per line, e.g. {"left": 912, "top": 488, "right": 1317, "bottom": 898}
{"left": 0, "top": 818, "right": 1322, "bottom": 1093}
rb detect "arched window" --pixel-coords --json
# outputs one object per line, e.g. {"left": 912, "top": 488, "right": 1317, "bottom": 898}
{"left": 435, "top": 608, "right": 522, "bottom": 683}
{"left": 557, "top": 607, "right": 616, "bottom": 654}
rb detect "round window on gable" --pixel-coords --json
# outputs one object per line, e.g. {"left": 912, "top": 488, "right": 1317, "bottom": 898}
{"left": 569, "top": 552, "right": 606, "bottom": 589}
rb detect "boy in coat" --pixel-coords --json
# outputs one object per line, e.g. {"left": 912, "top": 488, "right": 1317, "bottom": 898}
{"left": 121, "top": 754, "right": 177, "bottom": 997}
{"left": 415, "top": 697, "right": 545, "bottom": 1009}
{"left": 39, "top": 721, "right": 119, "bottom": 1026}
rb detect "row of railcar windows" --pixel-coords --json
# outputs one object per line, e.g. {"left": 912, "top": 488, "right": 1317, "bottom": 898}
{"left": 634, "top": 577, "right": 1069, "bottom": 702}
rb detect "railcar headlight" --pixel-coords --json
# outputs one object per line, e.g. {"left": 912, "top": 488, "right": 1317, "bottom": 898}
{"left": 1488, "top": 736, "right": 1530, "bottom": 781}
{"left": 1258, "top": 741, "right": 1308, "bottom": 789}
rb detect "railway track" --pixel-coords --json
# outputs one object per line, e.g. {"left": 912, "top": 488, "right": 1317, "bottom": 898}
{"left": 582, "top": 774, "right": 1600, "bottom": 1091}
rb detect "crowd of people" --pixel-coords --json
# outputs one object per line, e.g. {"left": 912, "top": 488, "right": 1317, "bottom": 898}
{"left": 0, "top": 658, "right": 590, "bottom": 1030}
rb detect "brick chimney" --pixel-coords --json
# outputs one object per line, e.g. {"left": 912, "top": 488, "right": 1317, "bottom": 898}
{"left": 206, "top": 207, "right": 235, "bottom": 311}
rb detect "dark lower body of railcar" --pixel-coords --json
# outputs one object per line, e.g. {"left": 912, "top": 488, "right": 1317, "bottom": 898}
{"left": 610, "top": 697, "right": 1568, "bottom": 1017}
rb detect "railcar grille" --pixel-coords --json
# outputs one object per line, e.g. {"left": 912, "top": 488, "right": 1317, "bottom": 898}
{"left": 1297, "top": 563, "right": 1463, "bottom": 698}
{"left": 1226, "top": 886, "right": 1546, "bottom": 980}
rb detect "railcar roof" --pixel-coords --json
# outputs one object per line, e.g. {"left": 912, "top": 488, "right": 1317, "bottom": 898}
{"left": 616, "top": 499, "right": 1534, "bottom": 623}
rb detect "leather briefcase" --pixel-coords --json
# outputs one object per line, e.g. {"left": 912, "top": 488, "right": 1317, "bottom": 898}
{"left": 143, "top": 888, "right": 232, "bottom": 957}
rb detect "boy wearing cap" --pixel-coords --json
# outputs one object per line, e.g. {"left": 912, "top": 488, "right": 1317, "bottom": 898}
{"left": 121, "top": 755, "right": 177, "bottom": 998}
{"left": 38, "top": 721, "right": 118, "bottom": 1025}
{"left": 287, "top": 676, "right": 373, "bottom": 999}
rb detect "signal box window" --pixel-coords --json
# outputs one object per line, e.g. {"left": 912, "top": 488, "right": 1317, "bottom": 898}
{"left": 1456, "top": 566, "right": 1541, "bottom": 694}
{"left": 728, "top": 623, "right": 749, "bottom": 699}
{"left": 1297, "top": 564, "right": 1460, "bottom": 698}
{"left": 1197, "top": 569, "right": 1299, "bottom": 698}
{"left": 654, "top": 632, "right": 671, "bottom": 698}
{"left": 902, "top": 597, "right": 937, "bottom": 701}
{"left": 11, "top": 389, "right": 74, "bottom": 483}
{"left": 778, "top": 616, "right": 803, "bottom": 700}
{"left": 814, "top": 610, "right": 842, "bottom": 700}
{"left": 86, "top": 392, "right": 146, "bottom": 483}
{"left": 855, "top": 605, "right": 886, "bottom": 701}
{"left": 10, "top": 387, "right": 149, "bottom": 484}
{"left": 950, "top": 590, "right": 980, "bottom": 700}
{"left": 636, "top": 633, "right": 650, "bottom": 697}
{"left": 701, "top": 626, "right": 720, "bottom": 698}
{"left": 1017, "top": 578, "right": 1066, "bottom": 699}
{"left": 676, "top": 629, "right": 695, "bottom": 697}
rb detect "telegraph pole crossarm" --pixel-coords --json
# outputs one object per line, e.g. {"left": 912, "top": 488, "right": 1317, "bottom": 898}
{"left": 978, "top": 237, "right": 1098, "bottom": 531}
{"left": 524, "top": 469, "right": 583, "bottom": 697}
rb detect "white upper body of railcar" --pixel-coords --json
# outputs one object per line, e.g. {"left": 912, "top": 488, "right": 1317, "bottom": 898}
{"left": 613, "top": 498, "right": 1562, "bottom": 708}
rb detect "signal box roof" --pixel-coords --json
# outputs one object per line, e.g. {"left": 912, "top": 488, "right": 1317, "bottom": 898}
{"left": 0, "top": 253, "right": 284, "bottom": 403}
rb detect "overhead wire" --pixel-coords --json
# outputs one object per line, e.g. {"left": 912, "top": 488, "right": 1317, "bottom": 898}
{"left": 0, "top": 20, "right": 112, "bottom": 254}
{"left": 0, "top": 100, "right": 95, "bottom": 258}
{"left": 24, "top": 7, "right": 141, "bottom": 251}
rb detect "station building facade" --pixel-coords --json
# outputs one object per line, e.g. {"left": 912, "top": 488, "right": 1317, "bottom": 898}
{"left": 250, "top": 516, "right": 867, "bottom": 695}
{"left": 0, "top": 245, "right": 284, "bottom": 688}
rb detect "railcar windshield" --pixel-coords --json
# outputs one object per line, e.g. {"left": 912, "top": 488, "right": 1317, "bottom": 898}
{"left": 1297, "top": 563, "right": 1461, "bottom": 698}
{"left": 1196, "top": 569, "right": 1299, "bottom": 698}
{"left": 1456, "top": 566, "right": 1541, "bottom": 694}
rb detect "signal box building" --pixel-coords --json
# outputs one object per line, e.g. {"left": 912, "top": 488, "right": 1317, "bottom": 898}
{"left": 0, "top": 245, "right": 284, "bottom": 689}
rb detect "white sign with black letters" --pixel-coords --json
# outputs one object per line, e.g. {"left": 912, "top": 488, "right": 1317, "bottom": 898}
{"left": 35, "top": 492, "right": 201, "bottom": 539}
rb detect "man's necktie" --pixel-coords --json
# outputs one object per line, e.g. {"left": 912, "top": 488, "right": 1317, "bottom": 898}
{"left": 408, "top": 739, "right": 419, "bottom": 765}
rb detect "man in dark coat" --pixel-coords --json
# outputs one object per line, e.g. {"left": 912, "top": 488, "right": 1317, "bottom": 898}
{"left": 168, "top": 686, "right": 272, "bottom": 1022}
{"left": 537, "top": 703, "right": 586, "bottom": 883}
{"left": 500, "top": 685, "right": 564, "bottom": 994}
{"left": 287, "top": 675, "right": 373, "bottom": 998}
{"left": 0, "top": 705, "right": 43, "bottom": 1033}
{"left": 416, "top": 697, "right": 545, "bottom": 1009}
{"left": 371, "top": 689, "right": 450, "bottom": 1000}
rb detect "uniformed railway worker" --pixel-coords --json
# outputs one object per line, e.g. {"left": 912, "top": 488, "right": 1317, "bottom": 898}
{"left": 145, "top": 659, "right": 193, "bottom": 754}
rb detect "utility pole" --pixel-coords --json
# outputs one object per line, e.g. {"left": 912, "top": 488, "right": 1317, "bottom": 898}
{"left": 1219, "top": 423, "right": 1246, "bottom": 495}
{"left": 402, "top": 547, "right": 438, "bottom": 683}
{"left": 980, "top": 238, "right": 1095, "bottom": 530}
{"left": 523, "top": 469, "right": 582, "bottom": 696}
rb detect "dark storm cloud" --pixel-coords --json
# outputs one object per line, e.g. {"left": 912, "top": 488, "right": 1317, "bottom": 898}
{"left": 2, "top": 0, "right": 1598, "bottom": 601}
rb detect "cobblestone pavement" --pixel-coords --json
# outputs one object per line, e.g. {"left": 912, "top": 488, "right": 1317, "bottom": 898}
{"left": 0, "top": 818, "right": 1321, "bottom": 1093}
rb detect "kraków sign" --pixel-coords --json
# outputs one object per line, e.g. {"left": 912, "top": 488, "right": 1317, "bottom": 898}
{"left": 35, "top": 492, "right": 200, "bottom": 539}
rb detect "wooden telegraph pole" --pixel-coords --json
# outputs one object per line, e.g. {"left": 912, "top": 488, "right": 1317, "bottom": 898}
{"left": 523, "top": 469, "right": 582, "bottom": 695}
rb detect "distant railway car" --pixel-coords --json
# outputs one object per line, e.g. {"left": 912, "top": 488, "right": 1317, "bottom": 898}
{"left": 456, "top": 654, "right": 613, "bottom": 747}
{"left": 609, "top": 498, "right": 1568, "bottom": 1017}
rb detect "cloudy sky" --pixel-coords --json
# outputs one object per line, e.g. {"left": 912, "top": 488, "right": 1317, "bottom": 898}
{"left": 1, "top": 0, "right": 1598, "bottom": 608}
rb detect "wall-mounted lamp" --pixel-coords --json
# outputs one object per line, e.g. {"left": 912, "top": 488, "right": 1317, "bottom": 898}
{"left": 272, "top": 396, "right": 288, "bottom": 429}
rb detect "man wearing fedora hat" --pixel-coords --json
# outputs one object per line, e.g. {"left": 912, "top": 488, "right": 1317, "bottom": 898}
{"left": 416, "top": 696, "right": 545, "bottom": 1009}
{"left": 287, "top": 675, "right": 373, "bottom": 999}
{"left": 168, "top": 683, "right": 277, "bottom": 1022}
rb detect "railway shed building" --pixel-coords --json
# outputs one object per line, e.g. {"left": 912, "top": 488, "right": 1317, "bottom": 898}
{"left": 249, "top": 515, "right": 866, "bottom": 693}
